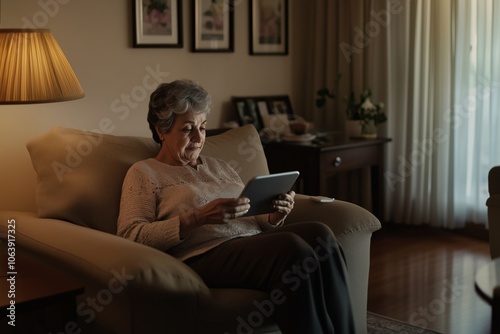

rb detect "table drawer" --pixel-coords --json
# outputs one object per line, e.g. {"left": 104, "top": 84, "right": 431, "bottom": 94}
{"left": 320, "top": 145, "right": 380, "bottom": 174}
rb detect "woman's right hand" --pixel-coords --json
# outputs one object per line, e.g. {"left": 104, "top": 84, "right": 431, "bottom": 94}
{"left": 179, "top": 197, "right": 250, "bottom": 237}
{"left": 196, "top": 197, "right": 251, "bottom": 224}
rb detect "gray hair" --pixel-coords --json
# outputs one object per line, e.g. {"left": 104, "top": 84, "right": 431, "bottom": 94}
{"left": 147, "top": 79, "right": 212, "bottom": 144}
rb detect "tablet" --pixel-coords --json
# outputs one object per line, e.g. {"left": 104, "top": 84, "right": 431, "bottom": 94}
{"left": 239, "top": 171, "right": 300, "bottom": 216}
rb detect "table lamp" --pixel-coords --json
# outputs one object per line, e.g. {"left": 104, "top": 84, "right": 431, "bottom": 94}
{"left": 0, "top": 29, "right": 84, "bottom": 104}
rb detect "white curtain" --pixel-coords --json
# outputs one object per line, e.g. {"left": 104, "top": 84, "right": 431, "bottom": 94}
{"left": 382, "top": 0, "right": 455, "bottom": 227}
{"left": 307, "top": 0, "right": 500, "bottom": 228}
{"left": 451, "top": 0, "right": 500, "bottom": 227}
{"left": 382, "top": 0, "right": 500, "bottom": 228}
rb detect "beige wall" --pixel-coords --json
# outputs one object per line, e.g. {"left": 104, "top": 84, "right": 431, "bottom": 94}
{"left": 0, "top": 0, "right": 310, "bottom": 212}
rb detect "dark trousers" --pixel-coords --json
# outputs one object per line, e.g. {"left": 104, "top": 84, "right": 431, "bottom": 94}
{"left": 185, "top": 221, "right": 355, "bottom": 334}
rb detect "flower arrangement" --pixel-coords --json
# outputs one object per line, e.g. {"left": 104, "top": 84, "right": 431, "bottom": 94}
{"left": 346, "top": 89, "right": 386, "bottom": 125}
{"left": 346, "top": 89, "right": 386, "bottom": 138}
{"left": 315, "top": 81, "right": 386, "bottom": 137}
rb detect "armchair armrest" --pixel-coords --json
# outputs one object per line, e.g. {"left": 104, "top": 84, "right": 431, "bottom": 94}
{"left": 287, "top": 194, "right": 382, "bottom": 238}
{"left": 488, "top": 166, "right": 500, "bottom": 259}
{"left": 285, "top": 194, "right": 381, "bottom": 334}
{"left": 487, "top": 196, "right": 500, "bottom": 260}
{"left": 0, "top": 211, "right": 209, "bottom": 333}
{"left": 487, "top": 195, "right": 500, "bottom": 208}
{"left": 0, "top": 211, "right": 208, "bottom": 294}
{"left": 489, "top": 166, "right": 500, "bottom": 195}
{"left": 285, "top": 194, "right": 381, "bottom": 273}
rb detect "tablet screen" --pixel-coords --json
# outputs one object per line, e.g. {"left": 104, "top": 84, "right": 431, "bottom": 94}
{"left": 239, "top": 171, "right": 299, "bottom": 216}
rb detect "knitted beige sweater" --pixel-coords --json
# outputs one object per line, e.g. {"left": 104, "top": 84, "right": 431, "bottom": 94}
{"left": 117, "top": 156, "right": 277, "bottom": 261}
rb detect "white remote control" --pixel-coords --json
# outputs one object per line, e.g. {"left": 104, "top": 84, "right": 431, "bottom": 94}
{"left": 309, "top": 196, "right": 335, "bottom": 203}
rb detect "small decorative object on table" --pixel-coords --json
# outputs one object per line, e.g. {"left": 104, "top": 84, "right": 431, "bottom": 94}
{"left": 346, "top": 89, "right": 386, "bottom": 138}
{"left": 233, "top": 95, "right": 314, "bottom": 143}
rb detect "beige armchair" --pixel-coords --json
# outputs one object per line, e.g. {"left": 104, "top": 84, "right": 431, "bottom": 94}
{"left": 0, "top": 125, "right": 381, "bottom": 334}
{"left": 487, "top": 166, "right": 500, "bottom": 259}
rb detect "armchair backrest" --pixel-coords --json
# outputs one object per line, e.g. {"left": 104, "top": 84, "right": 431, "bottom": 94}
{"left": 26, "top": 125, "right": 268, "bottom": 234}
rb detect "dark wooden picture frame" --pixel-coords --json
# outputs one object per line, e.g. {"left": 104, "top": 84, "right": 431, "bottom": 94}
{"left": 133, "top": 0, "right": 183, "bottom": 48}
{"left": 249, "top": 0, "right": 288, "bottom": 55}
{"left": 192, "top": 0, "right": 234, "bottom": 52}
{"left": 233, "top": 95, "right": 294, "bottom": 131}
{"left": 233, "top": 97, "right": 264, "bottom": 130}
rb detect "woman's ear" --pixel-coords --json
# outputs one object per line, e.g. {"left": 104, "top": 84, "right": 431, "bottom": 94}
{"left": 155, "top": 125, "right": 163, "bottom": 141}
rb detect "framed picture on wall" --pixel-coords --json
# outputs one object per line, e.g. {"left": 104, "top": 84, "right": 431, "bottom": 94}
{"left": 192, "top": 0, "right": 234, "bottom": 52}
{"left": 133, "top": 0, "right": 183, "bottom": 48}
{"left": 249, "top": 0, "right": 288, "bottom": 55}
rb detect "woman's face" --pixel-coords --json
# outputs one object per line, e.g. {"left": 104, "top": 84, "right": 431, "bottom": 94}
{"left": 158, "top": 111, "right": 207, "bottom": 167}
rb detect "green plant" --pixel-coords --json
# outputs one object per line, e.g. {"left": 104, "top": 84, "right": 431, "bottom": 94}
{"left": 315, "top": 74, "right": 342, "bottom": 109}
{"left": 315, "top": 87, "right": 336, "bottom": 108}
{"left": 345, "top": 91, "right": 362, "bottom": 120}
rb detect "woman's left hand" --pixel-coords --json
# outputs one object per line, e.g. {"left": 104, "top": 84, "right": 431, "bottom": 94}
{"left": 269, "top": 190, "right": 295, "bottom": 225}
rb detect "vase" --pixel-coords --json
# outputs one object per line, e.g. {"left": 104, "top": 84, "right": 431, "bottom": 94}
{"left": 361, "top": 120, "right": 377, "bottom": 138}
{"left": 346, "top": 120, "right": 362, "bottom": 138}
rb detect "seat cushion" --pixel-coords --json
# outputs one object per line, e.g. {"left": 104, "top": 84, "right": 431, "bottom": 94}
{"left": 26, "top": 125, "right": 268, "bottom": 234}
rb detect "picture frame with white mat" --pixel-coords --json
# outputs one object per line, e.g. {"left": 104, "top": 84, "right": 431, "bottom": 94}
{"left": 232, "top": 95, "right": 315, "bottom": 142}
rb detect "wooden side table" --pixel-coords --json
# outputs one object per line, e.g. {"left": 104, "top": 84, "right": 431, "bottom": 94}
{"left": 1, "top": 240, "right": 84, "bottom": 333}
{"left": 264, "top": 134, "right": 391, "bottom": 221}
{"left": 475, "top": 258, "right": 500, "bottom": 334}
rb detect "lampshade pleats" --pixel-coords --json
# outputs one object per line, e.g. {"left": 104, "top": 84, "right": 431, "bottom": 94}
{"left": 0, "top": 29, "right": 84, "bottom": 104}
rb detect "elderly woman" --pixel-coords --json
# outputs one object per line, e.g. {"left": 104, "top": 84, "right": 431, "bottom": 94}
{"left": 117, "top": 79, "right": 354, "bottom": 334}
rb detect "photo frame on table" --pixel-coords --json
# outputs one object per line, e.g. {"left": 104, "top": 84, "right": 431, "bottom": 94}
{"left": 133, "top": 0, "right": 183, "bottom": 48}
{"left": 233, "top": 97, "right": 264, "bottom": 130}
{"left": 249, "top": 0, "right": 288, "bottom": 55}
{"left": 266, "top": 95, "right": 293, "bottom": 118}
{"left": 233, "top": 95, "right": 295, "bottom": 131}
{"left": 192, "top": 0, "right": 234, "bottom": 52}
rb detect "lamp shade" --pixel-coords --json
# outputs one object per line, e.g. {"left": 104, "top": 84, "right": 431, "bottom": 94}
{"left": 0, "top": 29, "right": 84, "bottom": 104}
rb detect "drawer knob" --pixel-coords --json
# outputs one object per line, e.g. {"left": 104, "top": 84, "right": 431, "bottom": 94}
{"left": 333, "top": 157, "right": 342, "bottom": 167}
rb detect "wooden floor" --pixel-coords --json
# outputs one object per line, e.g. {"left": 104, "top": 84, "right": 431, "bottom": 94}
{"left": 367, "top": 224, "right": 492, "bottom": 334}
